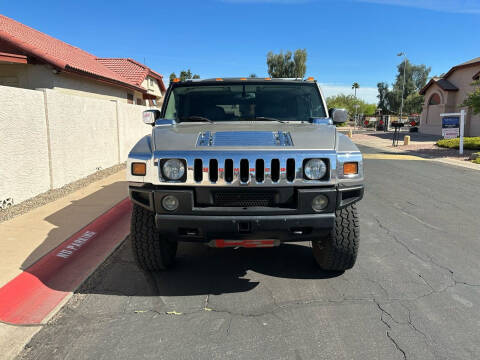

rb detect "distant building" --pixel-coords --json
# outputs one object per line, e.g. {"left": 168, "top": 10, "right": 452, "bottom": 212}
{"left": 419, "top": 57, "right": 480, "bottom": 136}
{"left": 0, "top": 15, "right": 166, "bottom": 106}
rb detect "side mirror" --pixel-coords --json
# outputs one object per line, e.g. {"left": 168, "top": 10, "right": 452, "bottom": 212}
{"left": 329, "top": 108, "right": 348, "bottom": 124}
{"left": 143, "top": 109, "right": 161, "bottom": 125}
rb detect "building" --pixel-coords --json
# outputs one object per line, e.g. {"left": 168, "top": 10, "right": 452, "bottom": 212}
{"left": 419, "top": 57, "right": 480, "bottom": 137}
{"left": 0, "top": 14, "right": 166, "bottom": 106}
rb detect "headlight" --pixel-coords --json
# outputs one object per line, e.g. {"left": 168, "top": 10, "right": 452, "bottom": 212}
{"left": 304, "top": 159, "right": 327, "bottom": 180}
{"left": 162, "top": 159, "right": 185, "bottom": 180}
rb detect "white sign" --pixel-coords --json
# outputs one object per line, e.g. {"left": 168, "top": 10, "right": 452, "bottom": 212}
{"left": 442, "top": 128, "right": 459, "bottom": 139}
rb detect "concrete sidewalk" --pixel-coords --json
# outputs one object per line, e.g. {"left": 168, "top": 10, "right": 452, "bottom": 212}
{"left": 0, "top": 169, "right": 128, "bottom": 359}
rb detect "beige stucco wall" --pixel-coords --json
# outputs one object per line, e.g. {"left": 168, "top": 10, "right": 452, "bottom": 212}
{"left": 420, "top": 64, "right": 480, "bottom": 136}
{"left": 0, "top": 85, "right": 51, "bottom": 205}
{"left": 44, "top": 89, "right": 119, "bottom": 188}
{"left": 0, "top": 86, "right": 150, "bottom": 205}
{"left": 117, "top": 102, "right": 150, "bottom": 162}
{"left": 0, "top": 63, "right": 142, "bottom": 103}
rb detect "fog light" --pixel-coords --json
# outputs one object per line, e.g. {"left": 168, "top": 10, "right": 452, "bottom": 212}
{"left": 162, "top": 195, "right": 179, "bottom": 211}
{"left": 312, "top": 195, "right": 328, "bottom": 212}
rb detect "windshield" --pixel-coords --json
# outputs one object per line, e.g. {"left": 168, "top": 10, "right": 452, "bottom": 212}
{"left": 163, "top": 83, "right": 327, "bottom": 122}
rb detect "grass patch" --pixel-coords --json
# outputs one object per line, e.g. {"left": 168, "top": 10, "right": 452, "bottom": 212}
{"left": 436, "top": 137, "right": 480, "bottom": 150}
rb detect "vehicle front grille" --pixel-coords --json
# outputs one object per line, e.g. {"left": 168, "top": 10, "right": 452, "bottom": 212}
{"left": 213, "top": 192, "right": 275, "bottom": 207}
{"left": 194, "top": 157, "right": 299, "bottom": 184}
{"left": 156, "top": 152, "right": 333, "bottom": 186}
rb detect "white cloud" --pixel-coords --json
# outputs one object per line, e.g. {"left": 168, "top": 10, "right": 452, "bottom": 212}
{"left": 319, "top": 83, "right": 378, "bottom": 104}
{"left": 354, "top": 0, "right": 480, "bottom": 14}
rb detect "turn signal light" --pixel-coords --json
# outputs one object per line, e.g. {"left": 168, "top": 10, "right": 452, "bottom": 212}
{"left": 132, "top": 162, "right": 146, "bottom": 176}
{"left": 343, "top": 162, "right": 358, "bottom": 175}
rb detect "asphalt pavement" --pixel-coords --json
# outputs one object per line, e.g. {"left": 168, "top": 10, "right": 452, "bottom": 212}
{"left": 17, "top": 145, "right": 480, "bottom": 360}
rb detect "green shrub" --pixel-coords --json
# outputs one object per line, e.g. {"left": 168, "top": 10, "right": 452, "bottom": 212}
{"left": 473, "top": 158, "right": 480, "bottom": 164}
{"left": 436, "top": 137, "right": 480, "bottom": 150}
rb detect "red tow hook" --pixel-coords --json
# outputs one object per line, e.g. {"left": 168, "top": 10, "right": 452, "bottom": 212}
{"left": 208, "top": 239, "right": 280, "bottom": 248}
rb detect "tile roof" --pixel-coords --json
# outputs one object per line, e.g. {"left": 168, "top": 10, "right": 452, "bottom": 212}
{"left": 97, "top": 58, "right": 166, "bottom": 91}
{"left": 0, "top": 15, "right": 165, "bottom": 92}
{"left": 420, "top": 77, "right": 459, "bottom": 95}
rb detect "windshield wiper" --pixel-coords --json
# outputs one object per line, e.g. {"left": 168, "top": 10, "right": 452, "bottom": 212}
{"left": 179, "top": 116, "right": 213, "bottom": 123}
{"left": 254, "top": 116, "right": 287, "bottom": 123}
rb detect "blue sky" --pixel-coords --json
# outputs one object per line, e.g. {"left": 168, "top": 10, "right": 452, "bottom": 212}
{"left": 2, "top": 0, "right": 479, "bottom": 103}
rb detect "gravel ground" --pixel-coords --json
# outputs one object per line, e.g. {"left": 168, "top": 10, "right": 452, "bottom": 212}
{"left": 0, "top": 163, "right": 126, "bottom": 224}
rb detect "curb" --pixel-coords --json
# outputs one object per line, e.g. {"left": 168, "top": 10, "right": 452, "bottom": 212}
{"left": 0, "top": 198, "right": 132, "bottom": 325}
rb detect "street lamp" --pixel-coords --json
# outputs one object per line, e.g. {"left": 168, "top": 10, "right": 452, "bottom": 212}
{"left": 397, "top": 52, "right": 407, "bottom": 123}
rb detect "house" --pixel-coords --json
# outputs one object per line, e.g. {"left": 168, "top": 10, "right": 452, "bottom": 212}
{"left": 419, "top": 57, "right": 480, "bottom": 137}
{"left": 0, "top": 14, "right": 166, "bottom": 106}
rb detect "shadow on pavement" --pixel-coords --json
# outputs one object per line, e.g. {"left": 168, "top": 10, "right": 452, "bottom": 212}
{"left": 20, "top": 181, "right": 128, "bottom": 270}
{"left": 78, "top": 239, "right": 342, "bottom": 297}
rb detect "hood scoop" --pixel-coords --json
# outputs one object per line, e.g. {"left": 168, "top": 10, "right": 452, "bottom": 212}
{"left": 196, "top": 131, "right": 293, "bottom": 147}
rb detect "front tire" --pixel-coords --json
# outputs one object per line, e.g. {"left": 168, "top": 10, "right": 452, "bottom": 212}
{"left": 131, "top": 204, "right": 177, "bottom": 271}
{"left": 312, "top": 204, "right": 359, "bottom": 271}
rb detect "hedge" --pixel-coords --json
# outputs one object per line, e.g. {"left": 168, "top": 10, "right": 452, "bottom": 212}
{"left": 436, "top": 137, "right": 480, "bottom": 150}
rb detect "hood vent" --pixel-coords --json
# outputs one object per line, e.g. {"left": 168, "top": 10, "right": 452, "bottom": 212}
{"left": 196, "top": 131, "right": 293, "bottom": 147}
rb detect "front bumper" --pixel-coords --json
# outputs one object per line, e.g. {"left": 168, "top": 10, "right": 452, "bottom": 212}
{"left": 156, "top": 213, "right": 335, "bottom": 242}
{"left": 129, "top": 184, "right": 363, "bottom": 242}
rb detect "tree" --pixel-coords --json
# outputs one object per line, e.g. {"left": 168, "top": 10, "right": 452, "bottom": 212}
{"left": 352, "top": 82, "right": 360, "bottom": 97}
{"left": 326, "top": 94, "right": 377, "bottom": 119}
{"left": 266, "top": 49, "right": 307, "bottom": 78}
{"left": 249, "top": 73, "right": 257, "bottom": 78}
{"left": 461, "top": 80, "right": 480, "bottom": 114}
{"left": 377, "top": 60, "right": 431, "bottom": 115}
{"left": 169, "top": 69, "right": 200, "bottom": 82}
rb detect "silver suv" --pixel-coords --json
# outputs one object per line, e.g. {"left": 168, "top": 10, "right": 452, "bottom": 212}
{"left": 127, "top": 78, "right": 364, "bottom": 272}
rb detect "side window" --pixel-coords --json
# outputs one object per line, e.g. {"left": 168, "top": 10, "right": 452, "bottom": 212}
{"left": 127, "top": 93, "right": 134, "bottom": 104}
{"left": 164, "top": 93, "right": 177, "bottom": 118}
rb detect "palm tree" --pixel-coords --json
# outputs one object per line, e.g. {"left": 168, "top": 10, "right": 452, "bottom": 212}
{"left": 352, "top": 82, "right": 360, "bottom": 98}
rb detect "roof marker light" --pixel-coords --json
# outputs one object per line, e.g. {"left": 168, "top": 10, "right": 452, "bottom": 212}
{"left": 216, "top": 78, "right": 223, "bottom": 81}
{"left": 307, "top": 77, "right": 315, "bottom": 81}
{"left": 240, "top": 77, "right": 247, "bottom": 80}
{"left": 265, "top": 77, "right": 271, "bottom": 80}
{"left": 172, "top": 78, "right": 180, "bottom": 82}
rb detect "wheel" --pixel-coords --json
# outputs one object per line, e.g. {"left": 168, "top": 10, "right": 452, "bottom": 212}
{"left": 312, "top": 204, "right": 359, "bottom": 271}
{"left": 130, "top": 204, "right": 177, "bottom": 271}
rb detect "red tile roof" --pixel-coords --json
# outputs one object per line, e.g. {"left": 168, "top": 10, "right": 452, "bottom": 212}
{"left": 97, "top": 58, "right": 166, "bottom": 92}
{"left": 0, "top": 15, "right": 165, "bottom": 93}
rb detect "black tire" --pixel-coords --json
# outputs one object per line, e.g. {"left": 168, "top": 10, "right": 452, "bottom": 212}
{"left": 130, "top": 204, "right": 177, "bottom": 271}
{"left": 312, "top": 204, "right": 359, "bottom": 271}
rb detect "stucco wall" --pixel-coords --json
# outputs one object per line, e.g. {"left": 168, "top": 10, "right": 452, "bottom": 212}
{"left": 117, "top": 102, "right": 151, "bottom": 162}
{"left": 0, "top": 85, "right": 51, "bottom": 204}
{"left": 420, "top": 64, "right": 480, "bottom": 136}
{"left": 44, "top": 89, "right": 120, "bottom": 188}
{"left": 0, "top": 86, "right": 149, "bottom": 206}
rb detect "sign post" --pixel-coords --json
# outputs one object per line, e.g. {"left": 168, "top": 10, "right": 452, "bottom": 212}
{"left": 440, "top": 111, "right": 466, "bottom": 155}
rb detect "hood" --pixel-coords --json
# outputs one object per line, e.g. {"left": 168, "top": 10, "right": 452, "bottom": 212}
{"left": 152, "top": 122, "right": 336, "bottom": 151}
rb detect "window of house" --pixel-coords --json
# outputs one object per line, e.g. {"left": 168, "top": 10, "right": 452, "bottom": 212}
{"left": 149, "top": 78, "right": 154, "bottom": 87}
{"left": 136, "top": 98, "right": 144, "bottom": 105}
{"left": 429, "top": 93, "right": 441, "bottom": 105}
{"left": 127, "top": 93, "right": 134, "bottom": 104}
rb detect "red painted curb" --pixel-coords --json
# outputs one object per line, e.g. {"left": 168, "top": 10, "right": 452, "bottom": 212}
{"left": 0, "top": 198, "right": 132, "bottom": 325}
